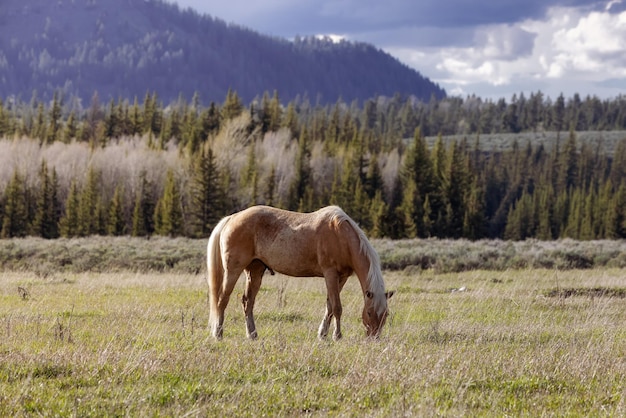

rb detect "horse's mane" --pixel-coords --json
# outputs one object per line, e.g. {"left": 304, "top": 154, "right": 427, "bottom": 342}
{"left": 322, "top": 206, "right": 387, "bottom": 314}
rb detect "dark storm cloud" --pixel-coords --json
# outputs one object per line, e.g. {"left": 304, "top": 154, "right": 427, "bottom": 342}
{"left": 174, "top": 0, "right": 607, "bottom": 37}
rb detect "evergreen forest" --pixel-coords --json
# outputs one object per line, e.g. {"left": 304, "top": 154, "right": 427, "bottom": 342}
{"left": 2, "top": 90, "right": 626, "bottom": 241}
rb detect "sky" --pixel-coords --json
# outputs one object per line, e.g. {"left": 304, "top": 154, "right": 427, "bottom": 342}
{"left": 171, "top": 0, "right": 626, "bottom": 101}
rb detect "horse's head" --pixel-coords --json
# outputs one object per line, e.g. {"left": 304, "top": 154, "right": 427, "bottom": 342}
{"left": 362, "top": 290, "right": 394, "bottom": 338}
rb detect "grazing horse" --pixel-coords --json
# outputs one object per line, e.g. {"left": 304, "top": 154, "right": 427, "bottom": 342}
{"left": 207, "top": 205, "right": 393, "bottom": 340}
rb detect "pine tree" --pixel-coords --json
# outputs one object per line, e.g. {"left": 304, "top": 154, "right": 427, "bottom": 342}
{"left": 85, "top": 92, "right": 105, "bottom": 146}
{"left": 288, "top": 129, "right": 312, "bottom": 210}
{"left": 63, "top": 111, "right": 78, "bottom": 143}
{"left": 182, "top": 104, "right": 201, "bottom": 153}
{"left": 401, "top": 128, "right": 434, "bottom": 236}
{"left": 282, "top": 102, "right": 300, "bottom": 138}
{"left": 33, "top": 102, "right": 47, "bottom": 143}
{"left": 462, "top": 180, "right": 485, "bottom": 240}
{"left": 562, "top": 189, "right": 583, "bottom": 239}
{"left": 60, "top": 181, "right": 80, "bottom": 237}
{"left": 46, "top": 92, "right": 62, "bottom": 144}
{"left": 579, "top": 188, "right": 596, "bottom": 240}
{"left": 264, "top": 165, "right": 277, "bottom": 207}
{"left": 444, "top": 140, "right": 473, "bottom": 238}
{"left": 200, "top": 102, "right": 221, "bottom": 139}
{"left": 534, "top": 184, "right": 555, "bottom": 240}
{"left": 553, "top": 190, "right": 570, "bottom": 238}
{"left": 155, "top": 169, "right": 184, "bottom": 236}
{"left": 78, "top": 167, "right": 101, "bottom": 236}
{"left": 130, "top": 97, "right": 143, "bottom": 136}
{"left": 431, "top": 135, "right": 449, "bottom": 235}
{"left": 241, "top": 141, "right": 258, "bottom": 190}
{"left": 399, "top": 178, "right": 419, "bottom": 238}
{"left": 552, "top": 94, "right": 565, "bottom": 132}
{"left": 267, "top": 90, "right": 282, "bottom": 132}
{"left": 0, "top": 99, "right": 10, "bottom": 138}
{"left": 329, "top": 164, "right": 345, "bottom": 209}
{"left": 107, "top": 185, "right": 126, "bottom": 236}
{"left": 189, "top": 147, "right": 222, "bottom": 237}
{"left": 352, "top": 177, "right": 370, "bottom": 228}
{"left": 1, "top": 170, "right": 27, "bottom": 238}
{"left": 369, "top": 190, "right": 388, "bottom": 238}
{"left": 131, "top": 172, "right": 156, "bottom": 237}
{"left": 132, "top": 193, "right": 146, "bottom": 237}
{"left": 365, "top": 154, "right": 384, "bottom": 199}
{"left": 142, "top": 92, "right": 155, "bottom": 135}
{"left": 153, "top": 199, "right": 164, "bottom": 235}
{"left": 504, "top": 192, "right": 534, "bottom": 240}
{"left": 222, "top": 89, "right": 243, "bottom": 121}
{"left": 557, "top": 128, "right": 578, "bottom": 193}
{"left": 386, "top": 177, "right": 406, "bottom": 239}
{"left": 605, "top": 182, "right": 626, "bottom": 238}
{"left": 32, "top": 160, "right": 61, "bottom": 239}
{"left": 104, "top": 99, "right": 120, "bottom": 140}
{"left": 259, "top": 91, "right": 272, "bottom": 134}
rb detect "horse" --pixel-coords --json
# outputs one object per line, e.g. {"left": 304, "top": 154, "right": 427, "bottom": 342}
{"left": 206, "top": 205, "right": 393, "bottom": 340}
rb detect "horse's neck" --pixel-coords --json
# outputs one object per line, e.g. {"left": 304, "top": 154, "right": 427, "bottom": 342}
{"left": 351, "top": 247, "right": 376, "bottom": 293}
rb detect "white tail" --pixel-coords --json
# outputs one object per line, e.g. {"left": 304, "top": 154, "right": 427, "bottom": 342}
{"left": 207, "top": 216, "right": 230, "bottom": 337}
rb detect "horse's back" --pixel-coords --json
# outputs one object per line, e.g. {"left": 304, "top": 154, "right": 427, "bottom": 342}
{"left": 221, "top": 206, "right": 354, "bottom": 277}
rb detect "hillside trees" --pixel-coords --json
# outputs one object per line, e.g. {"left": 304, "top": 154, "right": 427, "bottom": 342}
{"left": 2, "top": 90, "right": 626, "bottom": 241}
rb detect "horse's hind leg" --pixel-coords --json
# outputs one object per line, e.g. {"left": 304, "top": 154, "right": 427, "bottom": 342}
{"left": 211, "top": 268, "right": 242, "bottom": 339}
{"left": 242, "top": 260, "right": 265, "bottom": 339}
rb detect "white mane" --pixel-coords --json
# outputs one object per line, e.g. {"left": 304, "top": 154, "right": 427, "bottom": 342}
{"left": 322, "top": 206, "right": 387, "bottom": 315}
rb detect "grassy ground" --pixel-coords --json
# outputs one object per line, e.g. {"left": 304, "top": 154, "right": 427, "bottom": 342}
{"left": 1, "top": 267, "right": 625, "bottom": 416}
{"left": 4, "top": 236, "right": 626, "bottom": 275}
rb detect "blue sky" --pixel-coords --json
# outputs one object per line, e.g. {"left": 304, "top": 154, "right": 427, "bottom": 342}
{"left": 171, "top": 0, "right": 626, "bottom": 100}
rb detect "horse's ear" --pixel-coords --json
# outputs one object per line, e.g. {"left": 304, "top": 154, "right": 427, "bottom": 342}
{"left": 385, "top": 291, "right": 395, "bottom": 300}
{"left": 366, "top": 290, "right": 374, "bottom": 299}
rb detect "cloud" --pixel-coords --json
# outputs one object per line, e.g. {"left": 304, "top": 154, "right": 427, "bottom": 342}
{"left": 549, "top": 9, "right": 626, "bottom": 75}
{"left": 398, "top": 3, "right": 626, "bottom": 99}
{"left": 173, "top": 0, "right": 626, "bottom": 99}
{"left": 176, "top": 0, "right": 605, "bottom": 34}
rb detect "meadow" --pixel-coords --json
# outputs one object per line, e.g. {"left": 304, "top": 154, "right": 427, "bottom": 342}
{"left": 1, "top": 239, "right": 625, "bottom": 416}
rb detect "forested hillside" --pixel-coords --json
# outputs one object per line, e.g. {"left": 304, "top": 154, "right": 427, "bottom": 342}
{"left": 2, "top": 90, "right": 626, "bottom": 241}
{"left": 0, "top": 0, "right": 444, "bottom": 104}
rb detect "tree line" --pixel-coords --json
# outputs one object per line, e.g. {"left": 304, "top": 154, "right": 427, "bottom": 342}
{"left": 2, "top": 90, "right": 626, "bottom": 241}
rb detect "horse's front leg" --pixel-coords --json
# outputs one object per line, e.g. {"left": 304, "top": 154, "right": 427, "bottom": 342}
{"left": 242, "top": 261, "right": 265, "bottom": 339}
{"left": 318, "top": 297, "right": 333, "bottom": 339}
{"left": 319, "top": 271, "right": 346, "bottom": 340}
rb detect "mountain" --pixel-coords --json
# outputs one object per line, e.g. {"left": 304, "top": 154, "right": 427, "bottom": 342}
{"left": 0, "top": 0, "right": 445, "bottom": 105}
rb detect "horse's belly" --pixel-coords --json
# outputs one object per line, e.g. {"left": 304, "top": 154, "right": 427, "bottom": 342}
{"left": 257, "top": 238, "right": 323, "bottom": 277}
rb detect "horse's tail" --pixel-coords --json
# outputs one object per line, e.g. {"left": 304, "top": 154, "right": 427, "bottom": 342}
{"left": 207, "top": 215, "right": 231, "bottom": 328}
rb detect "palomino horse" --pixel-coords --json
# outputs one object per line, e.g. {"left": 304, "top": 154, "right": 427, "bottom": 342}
{"left": 207, "top": 205, "right": 393, "bottom": 340}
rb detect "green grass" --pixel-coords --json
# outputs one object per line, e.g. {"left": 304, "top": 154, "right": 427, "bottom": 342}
{"left": 1, "top": 267, "right": 625, "bottom": 416}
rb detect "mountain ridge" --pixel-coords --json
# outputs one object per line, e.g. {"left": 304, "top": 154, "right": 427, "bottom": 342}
{"left": 0, "top": 0, "right": 445, "bottom": 105}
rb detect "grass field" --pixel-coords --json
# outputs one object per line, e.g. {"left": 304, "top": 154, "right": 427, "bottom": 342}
{"left": 1, "top": 266, "right": 625, "bottom": 416}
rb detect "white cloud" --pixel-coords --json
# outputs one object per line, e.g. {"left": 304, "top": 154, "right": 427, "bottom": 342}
{"left": 397, "top": 4, "right": 626, "bottom": 99}
{"left": 477, "top": 24, "right": 536, "bottom": 60}
{"left": 545, "top": 8, "right": 626, "bottom": 80}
